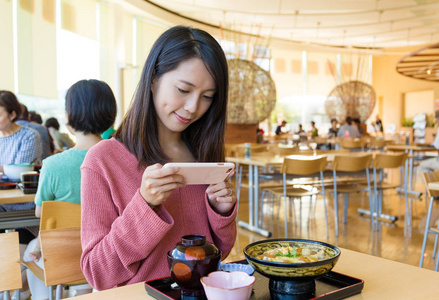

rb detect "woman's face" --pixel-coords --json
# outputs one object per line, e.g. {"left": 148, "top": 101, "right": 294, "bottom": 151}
{"left": 0, "top": 106, "right": 14, "bottom": 131}
{"left": 152, "top": 57, "right": 216, "bottom": 135}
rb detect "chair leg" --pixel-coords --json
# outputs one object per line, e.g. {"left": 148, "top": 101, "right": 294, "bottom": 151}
{"left": 334, "top": 192, "right": 339, "bottom": 237}
{"left": 49, "top": 286, "right": 54, "bottom": 300}
{"left": 420, "top": 196, "right": 435, "bottom": 268}
{"left": 433, "top": 220, "right": 439, "bottom": 259}
{"left": 56, "top": 284, "right": 63, "bottom": 300}
{"left": 284, "top": 196, "right": 288, "bottom": 238}
{"left": 4, "top": 291, "right": 10, "bottom": 300}
{"left": 343, "top": 193, "right": 348, "bottom": 224}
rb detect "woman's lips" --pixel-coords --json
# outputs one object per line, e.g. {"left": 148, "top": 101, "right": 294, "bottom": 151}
{"left": 174, "top": 113, "right": 191, "bottom": 124}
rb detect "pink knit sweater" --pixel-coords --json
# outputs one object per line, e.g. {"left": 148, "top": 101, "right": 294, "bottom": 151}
{"left": 80, "top": 139, "right": 237, "bottom": 290}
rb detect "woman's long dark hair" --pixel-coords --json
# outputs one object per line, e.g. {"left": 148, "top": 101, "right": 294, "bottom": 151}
{"left": 116, "top": 26, "right": 228, "bottom": 166}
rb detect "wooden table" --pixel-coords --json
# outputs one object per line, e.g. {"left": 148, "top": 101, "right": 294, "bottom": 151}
{"left": 0, "top": 188, "right": 38, "bottom": 230}
{"left": 0, "top": 188, "right": 35, "bottom": 205}
{"left": 73, "top": 248, "right": 439, "bottom": 299}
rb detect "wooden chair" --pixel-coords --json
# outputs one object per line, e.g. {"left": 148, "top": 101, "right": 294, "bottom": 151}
{"left": 371, "top": 153, "right": 409, "bottom": 231}
{"left": 260, "top": 155, "right": 328, "bottom": 237}
{"left": 326, "top": 153, "right": 374, "bottom": 236}
{"left": 0, "top": 232, "right": 22, "bottom": 300}
{"left": 339, "top": 138, "right": 367, "bottom": 151}
{"left": 22, "top": 201, "right": 83, "bottom": 300}
{"left": 40, "top": 227, "right": 85, "bottom": 299}
{"left": 419, "top": 171, "right": 439, "bottom": 270}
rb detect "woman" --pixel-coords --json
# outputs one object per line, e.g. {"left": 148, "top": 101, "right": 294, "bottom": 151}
{"left": 23, "top": 80, "right": 117, "bottom": 299}
{"left": 45, "top": 117, "right": 75, "bottom": 150}
{"left": 0, "top": 91, "right": 41, "bottom": 172}
{"left": 0, "top": 90, "right": 41, "bottom": 300}
{"left": 80, "top": 26, "right": 237, "bottom": 290}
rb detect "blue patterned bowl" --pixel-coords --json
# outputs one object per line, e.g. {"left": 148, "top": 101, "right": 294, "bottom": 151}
{"left": 243, "top": 239, "right": 340, "bottom": 281}
{"left": 219, "top": 263, "right": 255, "bottom": 275}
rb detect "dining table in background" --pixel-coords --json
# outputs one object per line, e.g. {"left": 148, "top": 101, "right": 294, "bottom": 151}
{"left": 226, "top": 155, "right": 284, "bottom": 237}
{"left": 386, "top": 144, "right": 436, "bottom": 197}
{"left": 72, "top": 247, "right": 439, "bottom": 300}
{"left": 0, "top": 188, "right": 35, "bottom": 205}
{"left": 0, "top": 187, "right": 38, "bottom": 230}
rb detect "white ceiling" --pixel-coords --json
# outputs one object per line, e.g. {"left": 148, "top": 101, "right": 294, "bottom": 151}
{"left": 145, "top": 0, "right": 439, "bottom": 50}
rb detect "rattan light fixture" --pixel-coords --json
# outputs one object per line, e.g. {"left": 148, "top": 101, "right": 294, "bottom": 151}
{"left": 396, "top": 43, "right": 439, "bottom": 81}
{"left": 227, "top": 59, "right": 276, "bottom": 124}
{"left": 325, "top": 80, "right": 376, "bottom": 122}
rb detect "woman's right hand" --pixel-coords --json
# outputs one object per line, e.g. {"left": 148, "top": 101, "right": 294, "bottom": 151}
{"left": 140, "top": 163, "right": 186, "bottom": 207}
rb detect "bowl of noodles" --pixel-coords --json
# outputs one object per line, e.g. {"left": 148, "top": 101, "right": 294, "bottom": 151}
{"left": 244, "top": 239, "right": 340, "bottom": 298}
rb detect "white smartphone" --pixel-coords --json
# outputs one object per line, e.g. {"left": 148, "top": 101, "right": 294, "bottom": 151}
{"left": 162, "top": 162, "right": 235, "bottom": 185}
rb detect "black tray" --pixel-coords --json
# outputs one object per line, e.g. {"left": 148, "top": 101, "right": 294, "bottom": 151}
{"left": 17, "top": 183, "right": 37, "bottom": 194}
{"left": 144, "top": 261, "right": 364, "bottom": 300}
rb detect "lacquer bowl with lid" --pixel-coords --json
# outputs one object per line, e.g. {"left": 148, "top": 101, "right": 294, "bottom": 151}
{"left": 167, "top": 234, "right": 221, "bottom": 299}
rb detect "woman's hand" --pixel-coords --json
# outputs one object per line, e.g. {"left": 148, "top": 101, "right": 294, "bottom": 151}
{"left": 140, "top": 163, "right": 186, "bottom": 207}
{"left": 206, "top": 170, "right": 237, "bottom": 216}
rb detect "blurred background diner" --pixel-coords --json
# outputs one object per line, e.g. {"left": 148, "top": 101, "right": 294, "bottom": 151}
{"left": 3, "top": 0, "right": 439, "bottom": 298}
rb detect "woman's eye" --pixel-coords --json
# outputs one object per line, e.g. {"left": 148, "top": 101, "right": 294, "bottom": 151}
{"left": 203, "top": 95, "right": 214, "bottom": 100}
{"left": 177, "top": 88, "right": 189, "bottom": 94}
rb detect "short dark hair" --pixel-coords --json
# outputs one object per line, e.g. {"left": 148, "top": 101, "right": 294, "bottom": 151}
{"left": 311, "top": 121, "right": 315, "bottom": 125}
{"left": 353, "top": 118, "right": 361, "bottom": 124}
{"left": 45, "top": 117, "right": 60, "bottom": 130}
{"left": 345, "top": 116, "right": 352, "bottom": 125}
{"left": 0, "top": 90, "right": 22, "bottom": 122}
{"left": 29, "top": 111, "right": 42, "bottom": 124}
{"left": 115, "top": 26, "right": 229, "bottom": 166}
{"left": 65, "top": 79, "right": 117, "bottom": 135}
{"left": 330, "top": 118, "right": 337, "bottom": 123}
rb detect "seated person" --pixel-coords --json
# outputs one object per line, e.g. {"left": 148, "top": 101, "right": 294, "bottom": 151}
{"left": 337, "top": 116, "right": 360, "bottom": 138}
{"left": 309, "top": 121, "right": 318, "bottom": 137}
{"left": 328, "top": 118, "right": 338, "bottom": 138}
{"left": 23, "top": 79, "right": 117, "bottom": 299}
{"left": 420, "top": 110, "right": 439, "bottom": 173}
{"left": 296, "top": 124, "right": 305, "bottom": 135}
{"left": 45, "top": 117, "right": 75, "bottom": 150}
{"left": 275, "top": 120, "right": 288, "bottom": 135}
{"left": 0, "top": 90, "right": 41, "bottom": 300}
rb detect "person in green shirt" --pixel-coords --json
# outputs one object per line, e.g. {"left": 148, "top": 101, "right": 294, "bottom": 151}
{"left": 23, "top": 79, "right": 117, "bottom": 299}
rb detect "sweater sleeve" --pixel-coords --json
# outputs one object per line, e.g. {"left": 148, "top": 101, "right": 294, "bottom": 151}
{"left": 205, "top": 194, "right": 237, "bottom": 260}
{"left": 80, "top": 167, "right": 174, "bottom": 290}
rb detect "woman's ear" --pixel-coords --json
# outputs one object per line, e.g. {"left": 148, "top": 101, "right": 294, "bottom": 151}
{"left": 9, "top": 111, "right": 16, "bottom": 121}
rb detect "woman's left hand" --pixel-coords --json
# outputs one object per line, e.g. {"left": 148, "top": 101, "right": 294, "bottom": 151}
{"left": 206, "top": 170, "right": 237, "bottom": 216}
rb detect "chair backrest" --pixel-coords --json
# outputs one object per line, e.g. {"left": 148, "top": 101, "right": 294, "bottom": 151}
{"left": 40, "top": 227, "right": 84, "bottom": 286}
{"left": 40, "top": 201, "right": 81, "bottom": 230}
{"left": 372, "top": 152, "right": 408, "bottom": 169}
{"left": 281, "top": 155, "right": 327, "bottom": 175}
{"left": 332, "top": 153, "right": 373, "bottom": 172}
{"left": 0, "top": 232, "right": 22, "bottom": 292}
{"left": 339, "top": 138, "right": 367, "bottom": 149}
{"left": 369, "top": 138, "right": 388, "bottom": 149}
{"left": 423, "top": 170, "right": 439, "bottom": 199}
{"left": 276, "top": 145, "right": 300, "bottom": 156}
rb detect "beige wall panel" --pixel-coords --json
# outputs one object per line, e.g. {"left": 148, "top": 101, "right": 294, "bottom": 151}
{"left": 61, "top": 0, "right": 96, "bottom": 40}
{"left": 274, "top": 58, "right": 286, "bottom": 73}
{"left": 404, "top": 90, "right": 434, "bottom": 118}
{"left": 372, "top": 52, "right": 439, "bottom": 132}
{"left": 42, "top": 0, "right": 55, "bottom": 23}
{"left": 19, "top": 0, "right": 34, "bottom": 13}
{"left": 307, "top": 52, "right": 337, "bottom": 96}
{"left": 98, "top": 3, "right": 116, "bottom": 88}
{"left": 0, "top": 0, "right": 15, "bottom": 91}
{"left": 17, "top": 0, "right": 57, "bottom": 97}
{"left": 271, "top": 47, "right": 302, "bottom": 97}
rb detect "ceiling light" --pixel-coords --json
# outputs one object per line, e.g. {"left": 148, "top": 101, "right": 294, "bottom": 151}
{"left": 427, "top": 69, "right": 432, "bottom": 75}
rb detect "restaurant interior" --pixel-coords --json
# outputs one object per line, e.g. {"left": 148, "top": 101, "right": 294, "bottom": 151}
{"left": 2, "top": 0, "right": 439, "bottom": 299}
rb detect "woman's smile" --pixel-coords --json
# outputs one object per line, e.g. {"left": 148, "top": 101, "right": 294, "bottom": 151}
{"left": 173, "top": 112, "right": 191, "bottom": 124}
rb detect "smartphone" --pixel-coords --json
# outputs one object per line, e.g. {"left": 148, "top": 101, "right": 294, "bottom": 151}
{"left": 162, "top": 162, "right": 235, "bottom": 185}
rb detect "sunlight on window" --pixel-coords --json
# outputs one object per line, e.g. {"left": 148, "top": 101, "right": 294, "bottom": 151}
{"left": 57, "top": 29, "right": 99, "bottom": 91}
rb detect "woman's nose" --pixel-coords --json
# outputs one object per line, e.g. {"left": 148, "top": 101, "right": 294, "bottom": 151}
{"left": 184, "top": 95, "right": 199, "bottom": 113}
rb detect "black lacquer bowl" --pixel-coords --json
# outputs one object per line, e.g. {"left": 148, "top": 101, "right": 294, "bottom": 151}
{"left": 244, "top": 239, "right": 340, "bottom": 300}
